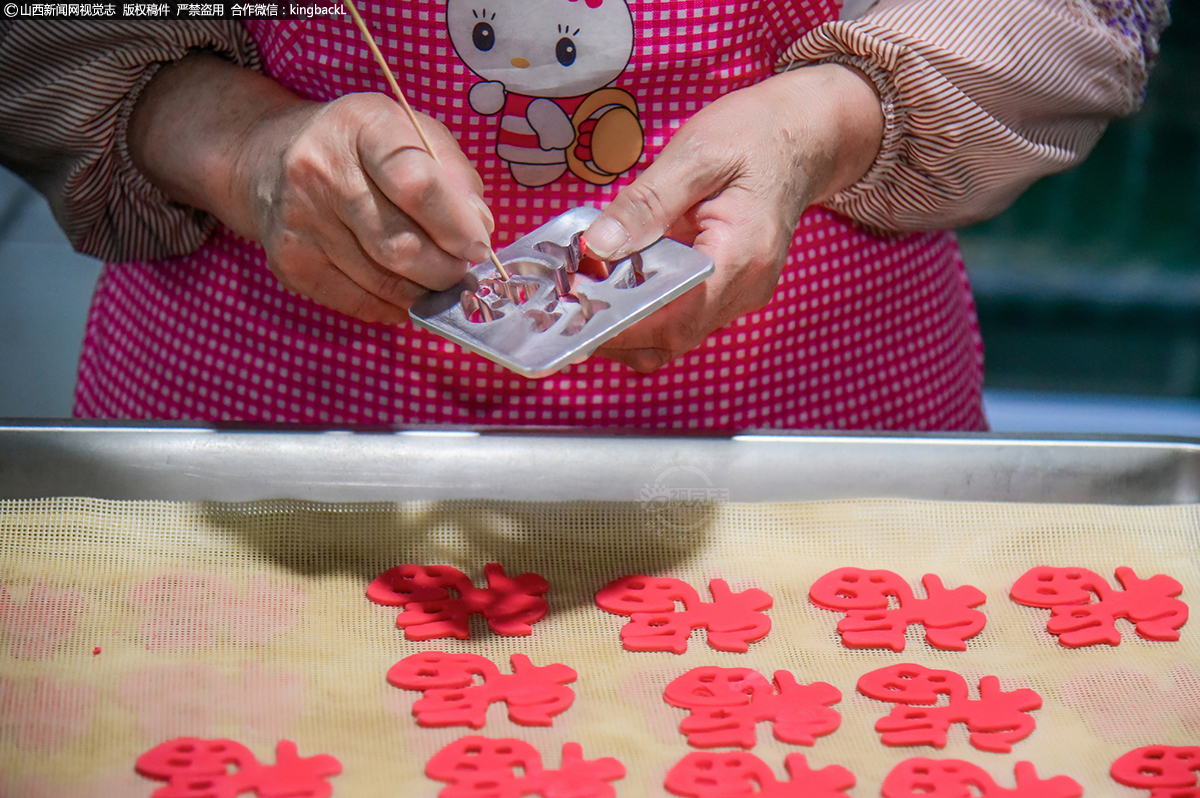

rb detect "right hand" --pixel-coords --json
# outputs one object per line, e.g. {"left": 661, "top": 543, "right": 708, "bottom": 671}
{"left": 129, "top": 54, "right": 494, "bottom": 324}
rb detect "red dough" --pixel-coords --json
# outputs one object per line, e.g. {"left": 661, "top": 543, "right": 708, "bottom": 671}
{"left": 135, "top": 738, "right": 342, "bottom": 798}
{"left": 367, "top": 563, "right": 549, "bottom": 640}
{"left": 425, "top": 737, "right": 625, "bottom": 798}
{"left": 882, "top": 758, "right": 1082, "bottom": 798}
{"left": 387, "top": 651, "right": 576, "bottom": 728}
{"left": 857, "top": 663, "right": 1042, "bottom": 753}
{"left": 809, "top": 568, "right": 987, "bottom": 652}
{"left": 663, "top": 666, "right": 841, "bottom": 749}
{"left": 665, "top": 752, "right": 855, "bottom": 798}
{"left": 594, "top": 575, "right": 772, "bottom": 654}
{"left": 1111, "top": 745, "right": 1200, "bottom": 796}
{"left": 1010, "top": 566, "right": 1188, "bottom": 648}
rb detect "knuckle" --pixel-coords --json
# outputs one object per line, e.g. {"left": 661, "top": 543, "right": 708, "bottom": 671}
{"left": 278, "top": 145, "right": 322, "bottom": 193}
{"left": 393, "top": 156, "right": 440, "bottom": 205}
{"left": 660, "top": 327, "right": 693, "bottom": 359}
{"left": 275, "top": 142, "right": 337, "bottom": 220}
{"left": 631, "top": 349, "right": 669, "bottom": 373}
{"left": 375, "top": 229, "right": 422, "bottom": 269}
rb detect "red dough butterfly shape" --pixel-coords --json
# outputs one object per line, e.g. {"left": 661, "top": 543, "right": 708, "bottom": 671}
{"left": 425, "top": 736, "right": 625, "bottom": 798}
{"left": 387, "top": 651, "right": 576, "bottom": 728}
{"left": 663, "top": 666, "right": 841, "bottom": 749}
{"left": 367, "top": 563, "right": 549, "bottom": 640}
{"left": 594, "top": 575, "right": 772, "bottom": 654}
{"left": 1010, "top": 566, "right": 1187, "bottom": 648}
{"left": 135, "top": 738, "right": 342, "bottom": 798}
{"left": 664, "top": 752, "right": 855, "bottom": 798}
{"left": 809, "top": 568, "right": 987, "bottom": 652}
{"left": 1111, "top": 745, "right": 1200, "bottom": 797}
{"left": 857, "top": 663, "right": 1042, "bottom": 753}
{"left": 882, "top": 758, "right": 1082, "bottom": 798}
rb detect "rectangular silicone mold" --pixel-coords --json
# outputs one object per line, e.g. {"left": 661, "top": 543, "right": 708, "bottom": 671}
{"left": 409, "top": 206, "right": 714, "bottom": 378}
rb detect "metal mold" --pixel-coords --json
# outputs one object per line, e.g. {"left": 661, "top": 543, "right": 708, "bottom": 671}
{"left": 410, "top": 206, "right": 714, "bottom": 378}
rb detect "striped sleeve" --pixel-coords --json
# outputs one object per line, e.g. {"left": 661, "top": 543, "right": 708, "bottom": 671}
{"left": 0, "top": 21, "right": 259, "bottom": 262}
{"left": 779, "top": 0, "right": 1171, "bottom": 233}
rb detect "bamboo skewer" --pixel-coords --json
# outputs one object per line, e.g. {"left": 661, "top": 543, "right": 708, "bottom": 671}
{"left": 345, "top": 0, "right": 511, "bottom": 280}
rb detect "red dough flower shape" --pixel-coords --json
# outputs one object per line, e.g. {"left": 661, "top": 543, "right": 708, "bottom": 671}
{"left": 367, "top": 563, "right": 549, "bottom": 641}
{"left": 1010, "top": 566, "right": 1188, "bottom": 648}
{"left": 425, "top": 737, "right": 625, "bottom": 798}
{"left": 665, "top": 752, "right": 855, "bottom": 798}
{"left": 663, "top": 666, "right": 841, "bottom": 749}
{"left": 594, "top": 575, "right": 772, "bottom": 654}
{"left": 1111, "top": 745, "right": 1200, "bottom": 796}
{"left": 809, "top": 568, "right": 987, "bottom": 652}
{"left": 882, "top": 758, "right": 1082, "bottom": 798}
{"left": 135, "top": 738, "right": 342, "bottom": 798}
{"left": 857, "top": 663, "right": 1042, "bottom": 753}
{"left": 387, "top": 651, "right": 576, "bottom": 728}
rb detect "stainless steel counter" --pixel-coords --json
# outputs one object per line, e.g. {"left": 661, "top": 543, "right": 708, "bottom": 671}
{"left": 2, "top": 422, "right": 1198, "bottom": 504}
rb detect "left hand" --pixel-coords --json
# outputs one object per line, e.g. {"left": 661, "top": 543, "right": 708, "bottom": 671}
{"left": 582, "top": 64, "right": 885, "bottom": 372}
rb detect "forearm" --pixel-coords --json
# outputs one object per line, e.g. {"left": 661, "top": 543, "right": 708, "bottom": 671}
{"left": 127, "top": 51, "right": 313, "bottom": 243}
{"left": 0, "top": 20, "right": 258, "bottom": 261}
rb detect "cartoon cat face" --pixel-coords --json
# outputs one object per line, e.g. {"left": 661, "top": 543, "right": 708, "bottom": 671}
{"left": 447, "top": 0, "right": 635, "bottom": 97}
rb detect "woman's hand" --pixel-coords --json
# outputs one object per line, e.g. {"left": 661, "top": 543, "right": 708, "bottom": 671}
{"left": 128, "top": 52, "right": 494, "bottom": 325}
{"left": 581, "top": 63, "right": 885, "bottom": 372}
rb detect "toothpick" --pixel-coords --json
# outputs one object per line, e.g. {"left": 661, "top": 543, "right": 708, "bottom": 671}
{"left": 345, "top": 0, "right": 510, "bottom": 280}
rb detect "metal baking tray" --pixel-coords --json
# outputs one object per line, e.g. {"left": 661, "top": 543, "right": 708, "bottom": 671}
{"left": 1, "top": 421, "right": 1198, "bottom": 505}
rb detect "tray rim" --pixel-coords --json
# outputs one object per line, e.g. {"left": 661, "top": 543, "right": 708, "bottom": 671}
{"left": 2, "top": 421, "right": 1200, "bottom": 506}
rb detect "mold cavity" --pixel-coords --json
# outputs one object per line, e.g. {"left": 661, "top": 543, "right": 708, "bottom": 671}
{"left": 461, "top": 287, "right": 508, "bottom": 324}
{"left": 524, "top": 308, "right": 562, "bottom": 332}
{"left": 561, "top": 294, "right": 611, "bottom": 336}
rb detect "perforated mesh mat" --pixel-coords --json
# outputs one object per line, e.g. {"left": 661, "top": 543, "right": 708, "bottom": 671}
{"left": 0, "top": 497, "right": 1197, "bottom": 797}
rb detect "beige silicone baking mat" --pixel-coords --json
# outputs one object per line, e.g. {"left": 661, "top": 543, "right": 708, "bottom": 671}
{"left": 0, "top": 497, "right": 1196, "bottom": 797}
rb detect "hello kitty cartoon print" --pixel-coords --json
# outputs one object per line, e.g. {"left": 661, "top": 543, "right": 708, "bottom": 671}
{"left": 447, "top": 0, "right": 645, "bottom": 187}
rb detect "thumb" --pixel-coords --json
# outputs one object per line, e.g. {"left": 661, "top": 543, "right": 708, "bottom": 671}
{"left": 582, "top": 143, "right": 721, "bottom": 260}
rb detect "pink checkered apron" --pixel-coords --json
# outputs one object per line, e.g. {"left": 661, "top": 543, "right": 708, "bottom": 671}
{"left": 75, "top": 2, "right": 986, "bottom": 430}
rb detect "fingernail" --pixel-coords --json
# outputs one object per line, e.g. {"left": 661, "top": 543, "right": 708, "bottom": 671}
{"left": 468, "top": 193, "right": 495, "bottom": 234}
{"left": 466, "top": 240, "right": 492, "bottom": 265}
{"left": 584, "top": 215, "right": 629, "bottom": 259}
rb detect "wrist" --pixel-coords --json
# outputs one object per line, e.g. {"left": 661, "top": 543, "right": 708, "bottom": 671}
{"left": 764, "top": 62, "right": 885, "bottom": 203}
